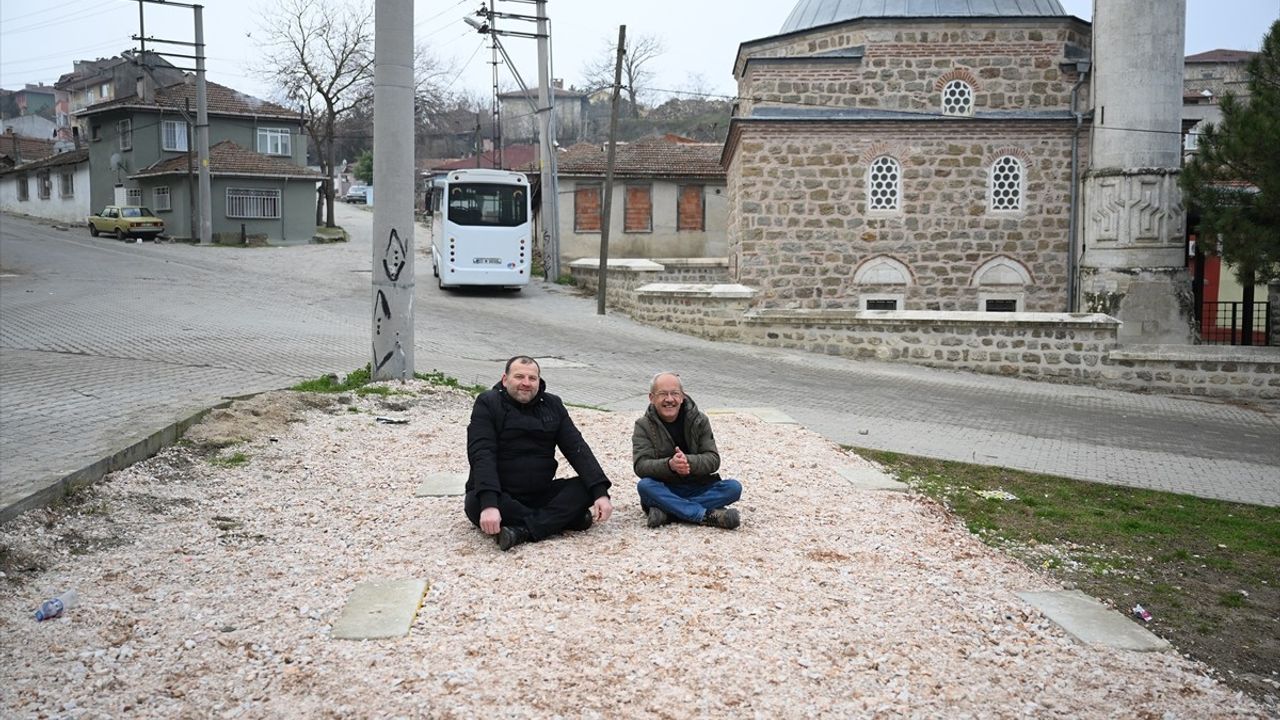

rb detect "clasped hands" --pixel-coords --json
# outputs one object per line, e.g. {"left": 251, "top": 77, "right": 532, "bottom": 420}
{"left": 667, "top": 447, "right": 691, "bottom": 476}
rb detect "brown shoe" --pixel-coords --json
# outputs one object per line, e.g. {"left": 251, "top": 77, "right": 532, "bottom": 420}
{"left": 701, "top": 508, "right": 740, "bottom": 529}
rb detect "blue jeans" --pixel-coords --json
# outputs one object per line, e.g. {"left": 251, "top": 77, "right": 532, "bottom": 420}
{"left": 636, "top": 477, "right": 742, "bottom": 523}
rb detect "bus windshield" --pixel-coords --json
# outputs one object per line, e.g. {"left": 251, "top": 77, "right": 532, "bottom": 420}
{"left": 446, "top": 183, "right": 527, "bottom": 227}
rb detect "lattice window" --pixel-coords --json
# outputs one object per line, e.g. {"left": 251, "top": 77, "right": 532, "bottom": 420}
{"left": 126, "top": 187, "right": 143, "bottom": 206}
{"left": 226, "top": 187, "right": 281, "bottom": 219}
{"left": 989, "top": 156, "right": 1024, "bottom": 211}
{"left": 867, "top": 156, "right": 900, "bottom": 212}
{"left": 942, "top": 79, "right": 974, "bottom": 116}
{"left": 154, "top": 186, "right": 171, "bottom": 212}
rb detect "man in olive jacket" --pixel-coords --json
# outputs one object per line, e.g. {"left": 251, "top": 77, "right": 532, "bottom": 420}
{"left": 632, "top": 372, "right": 742, "bottom": 529}
{"left": 466, "top": 356, "right": 613, "bottom": 550}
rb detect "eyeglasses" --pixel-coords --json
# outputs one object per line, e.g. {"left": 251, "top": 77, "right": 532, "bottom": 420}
{"left": 652, "top": 391, "right": 683, "bottom": 399}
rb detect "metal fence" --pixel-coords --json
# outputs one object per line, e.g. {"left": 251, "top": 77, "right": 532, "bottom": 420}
{"left": 1199, "top": 301, "right": 1272, "bottom": 346}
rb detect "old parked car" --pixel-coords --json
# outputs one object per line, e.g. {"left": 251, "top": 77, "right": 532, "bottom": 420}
{"left": 88, "top": 206, "right": 165, "bottom": 240}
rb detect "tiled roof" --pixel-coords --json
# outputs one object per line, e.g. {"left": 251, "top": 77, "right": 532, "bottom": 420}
{"left": 0, "top": 148, "right": 88, "bottom": 176}
{"left": 1185, "top": 49, "right": 1258, "bottom": 64}
{"left": 0, "top": 134, "right": 57, "bottom": 163}
{"left": 431, "top": 144, "right": 541, "bottom": 172}
{"left": 131, "top": 141, "right": 323, "bottom": 179}
{"left": 556, "top": 136, "right": 724, "bottom": 178}
{"left": 78, "top": 79, "right": 298, "bottom": 119}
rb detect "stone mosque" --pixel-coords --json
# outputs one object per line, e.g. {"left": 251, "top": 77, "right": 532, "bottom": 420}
{"left": 724, "top": 0, "right": 1193, "bottom": 343}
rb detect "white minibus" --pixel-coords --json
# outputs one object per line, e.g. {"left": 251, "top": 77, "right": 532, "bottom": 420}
{"left": 427, "top": 168, "right": 532, "bottom": 290}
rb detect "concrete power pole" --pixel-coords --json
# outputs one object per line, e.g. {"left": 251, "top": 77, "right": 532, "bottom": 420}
{"left": 1078, "top": 0, "right": 1192, "bottom": 343}
{"left": 535, "top": 0, "right": 561, "bottom": 282}
{"left": 194, "top": 5, "right": 212, "bottom": 244}
{"left": 371, "top": 0, "right": 415, "bottom": 381}
{"left": 596, "top": 25, "right": 625, "bottom": 316}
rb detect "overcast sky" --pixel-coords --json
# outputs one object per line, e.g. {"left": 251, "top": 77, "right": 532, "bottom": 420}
{"left": 2, "top": 0, "right": 1277, "bottom": 107}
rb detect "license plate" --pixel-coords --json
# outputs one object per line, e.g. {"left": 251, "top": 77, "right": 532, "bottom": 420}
{"left": 473, "top": 257, "right": 501, "bottom": 264}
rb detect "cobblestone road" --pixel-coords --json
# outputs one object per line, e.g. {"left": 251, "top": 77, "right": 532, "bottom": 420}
{"left": 2, "top": 204, "right": 1277, "bottom": 516}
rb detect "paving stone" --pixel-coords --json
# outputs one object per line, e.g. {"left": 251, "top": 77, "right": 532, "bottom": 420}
{"left": 1016, "top": 590, "right": 1172, "bottom": 652}
{"left": 414, "top": 473, "right": 467, "bottom": 497}
{"left": 706, "top": 407, "right": 799, "bottom": 424}
{"left": 331, "top": 578, "right": 428, "bottom": 641}
{"left": 836, "top": 465, "right": 909, "bottom": 492}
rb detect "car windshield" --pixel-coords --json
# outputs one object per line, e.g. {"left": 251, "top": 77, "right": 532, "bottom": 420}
{"left": 446, "top": 183, "right": 527, "bottom": 227}
{"left": 121, "top": 207, "right": 153, "bottom": 218}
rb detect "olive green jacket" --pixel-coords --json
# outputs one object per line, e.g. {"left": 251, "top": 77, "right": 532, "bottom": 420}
{"left": 632, "top": 395, "right": 721, "bottom": 484}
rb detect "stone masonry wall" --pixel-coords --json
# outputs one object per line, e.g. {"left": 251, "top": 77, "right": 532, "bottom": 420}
{"left": 727, "top": 122, "right": 1079, "bottom": 311}
{"left": 736, "top": 20, "right": 1090, "bottom": 116}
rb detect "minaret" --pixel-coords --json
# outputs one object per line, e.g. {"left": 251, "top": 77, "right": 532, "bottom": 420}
{"left": 1079, "top": 0, "right": 1193, "bottom": 344}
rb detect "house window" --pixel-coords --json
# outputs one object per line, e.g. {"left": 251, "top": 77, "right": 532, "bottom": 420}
{"left": 126, "top": 187, "right": 143, "bottom": 206}
{"left": 227, "top": 187, "right": 281, "bottom": 219}
{"left": 867, "top": 156, "right": 901, "bottom": 211}
{"left": 91, "top": 124, "right": 101, "bottom": 142}
{"left": 256, "top": 128, "right": 291, "bottom": 156}
{"left": 59, "top": 171, "right": 74, "bottom": 198}
{"left": 162, "top": 120, "right": 188, "bottom": 152}
{"left": 862, "top": 296, "right": 901, "bottom": 311}
{"left": 984, "top": 298, "right": 1020, "bottom": 312}
{"left": 942, "top": 79, "right": 974, "bottom": 116}
{"left": 16, "top": 174, "right": 29, "bottom": 201}
{"left": 37, "top": 171, "right": 52, "bottom": 200}
{"left": 573, "top": 184, "right": 602, "bottom": 232}
{"left": 117, "top": 119, "right": 132, "bottom": 151}
{"left": 100, "top": 82, "right": 111, "bottom": 99}
{"left": 989, "top": 156, "right": 1024, "bottom": 212}
{"left": 153, "top": 186, "right": 172, "bottom": 211}
{"left": 677, "top": 184, "right": 705, "bottom": 231}
{"left": 624, "top": 185, "right": 652, "bottom": 233}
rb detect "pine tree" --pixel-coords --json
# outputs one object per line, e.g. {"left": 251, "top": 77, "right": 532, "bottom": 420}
{"left": 1181, "top": 20, "right": 1280, "bottom": 284}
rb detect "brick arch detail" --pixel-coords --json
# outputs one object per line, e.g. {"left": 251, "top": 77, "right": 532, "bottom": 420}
{"left": 983, "top": 146, "right": 1034, "bottom": 168}
{"left": 969, "top": 255, "right": 1035, "bottom": 287}
{"left": 859, "top": 142, "right": 909, "bottom": 166}
{"left": 934, "top": 68, "right": 981, "bottom": 92}
{"left": 853, "top": 255, "right": 917, "bottom": 285}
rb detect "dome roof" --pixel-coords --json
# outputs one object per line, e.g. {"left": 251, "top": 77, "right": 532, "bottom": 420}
{"left": 780, "top": 0, "right": 1068, "bottom": 34}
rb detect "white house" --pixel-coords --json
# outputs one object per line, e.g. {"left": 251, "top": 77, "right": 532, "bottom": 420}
{"left": 0, "top": 148, "right": 90, "bottom": 224}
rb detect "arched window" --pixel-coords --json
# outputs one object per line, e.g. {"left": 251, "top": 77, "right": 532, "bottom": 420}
{"left": 942, "top": 79, "right": 974, "bottom": 116}
{"left": 867, "top": 156, "right": 900, "bottom": 212}
{"left": 989, "top": 155, "right": 1024, "bottom": 212}
{"left": 854, "top": 256, "right": 913, "bottom": 310}
{"left": 972, "top": 256, "right": 1032, "bottom": 312}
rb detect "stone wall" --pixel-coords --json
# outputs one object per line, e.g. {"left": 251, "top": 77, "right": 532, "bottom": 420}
{"left": 633, "top": 284, "right": 757, "bottom": 342}
{"left": 735, "top": 19, "right": 1091, "bottom": 115}
{"left": 738, "top": 310, "right": 1118, "bottom": 381}
{"left": 1105, "top": 346, "right": 1279, "bottom": 401}
{"left": 726, "top": 122, "right": 1079, "bottom": 311}
{"left": 650, "top": 258, "right": 732, "bottom": 285}
{"left": 568, "top": 259, "right": 663, "bottom": 316}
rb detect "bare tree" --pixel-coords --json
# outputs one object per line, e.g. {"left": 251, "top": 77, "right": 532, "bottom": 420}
{"left": 257, "top": 0, "right": 374, "bottom": 228}
{"left": 581, "top": 33, "right": 665, "bottom": 118}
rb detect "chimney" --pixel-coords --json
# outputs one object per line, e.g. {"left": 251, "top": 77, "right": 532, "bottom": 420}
{"left": 553, "top": 78, "right": 564, "bottom": 90}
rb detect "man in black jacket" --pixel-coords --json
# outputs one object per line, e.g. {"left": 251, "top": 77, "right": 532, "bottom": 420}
{"left": 465, "top": 356, "right": 613, "bottom": 550}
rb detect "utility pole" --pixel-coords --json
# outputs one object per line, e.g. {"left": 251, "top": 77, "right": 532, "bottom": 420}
{"left": 132, "top": 0, "right": 212, "bottom": 244}
{"left": 489, "top": 0, "right": 501, "bottom": 168}
{"left": 371, "top": 0, "right": 415, "bottom": 381}
{"left": 534, "top": 0, "right": 560, "bottom": 282}
{"left": 597, "top": 25, "right": 625, "bottom": 316}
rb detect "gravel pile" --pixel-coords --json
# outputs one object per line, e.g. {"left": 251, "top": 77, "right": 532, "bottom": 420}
{"left": 0, "top": 382, "right": 1269, "bottom": 718}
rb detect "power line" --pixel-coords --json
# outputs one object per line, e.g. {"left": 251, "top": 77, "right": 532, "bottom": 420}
{"left": 0, "top": 0, "right": 112, "bottom": 24}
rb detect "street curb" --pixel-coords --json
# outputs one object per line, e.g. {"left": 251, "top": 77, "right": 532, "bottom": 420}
{"left": 0, "top": 392, "right": 265, "bottom": 527}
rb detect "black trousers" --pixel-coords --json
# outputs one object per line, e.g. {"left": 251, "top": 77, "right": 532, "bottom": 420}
{"left": 464, "top": 476, "right": 592, "bottom": 541}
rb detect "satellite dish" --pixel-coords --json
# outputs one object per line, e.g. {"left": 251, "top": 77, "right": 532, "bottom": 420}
{"left": 110, "top": 152, "right": 124, "bottom": 171}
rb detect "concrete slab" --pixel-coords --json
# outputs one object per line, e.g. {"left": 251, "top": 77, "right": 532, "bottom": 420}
{"left": 1016, "top": 590, "right": 1171, "bottom": 652}
{"left": 331, "top": 578, "right": 428, "bottom": 640}
{"left": 706, "top": 407, "right": 799, "bottom": 424}
{"left": 836, "top": 465, "right": 909, "bottom": 492}
{"left": 414, "top": 473, "right": 467, "bottom": 497}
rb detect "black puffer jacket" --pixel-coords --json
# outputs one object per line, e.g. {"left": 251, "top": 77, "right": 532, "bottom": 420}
{"left": 466, "top": 379, "right": 610, "bottom": 508}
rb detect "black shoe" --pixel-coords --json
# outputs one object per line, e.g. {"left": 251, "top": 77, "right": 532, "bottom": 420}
{"left": 646, "top": 507, "right": 671, "bottom": 528}
{"left": 566, "top": 509, "right": 594, "bottom": 532}
{"left": 702, "top": 508, "right": 740, "bottom": 530}
{"left": 496, "top": 525, "right": 531, "bottom": 551}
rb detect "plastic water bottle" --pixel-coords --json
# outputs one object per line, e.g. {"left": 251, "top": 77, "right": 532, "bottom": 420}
{"left": 34, "top": 590, "right": 78, "bottom": 622}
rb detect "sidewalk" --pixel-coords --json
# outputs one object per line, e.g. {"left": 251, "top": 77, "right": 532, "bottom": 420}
{"left": 0, "top": 383, "right": 1268, "bottom": 718}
